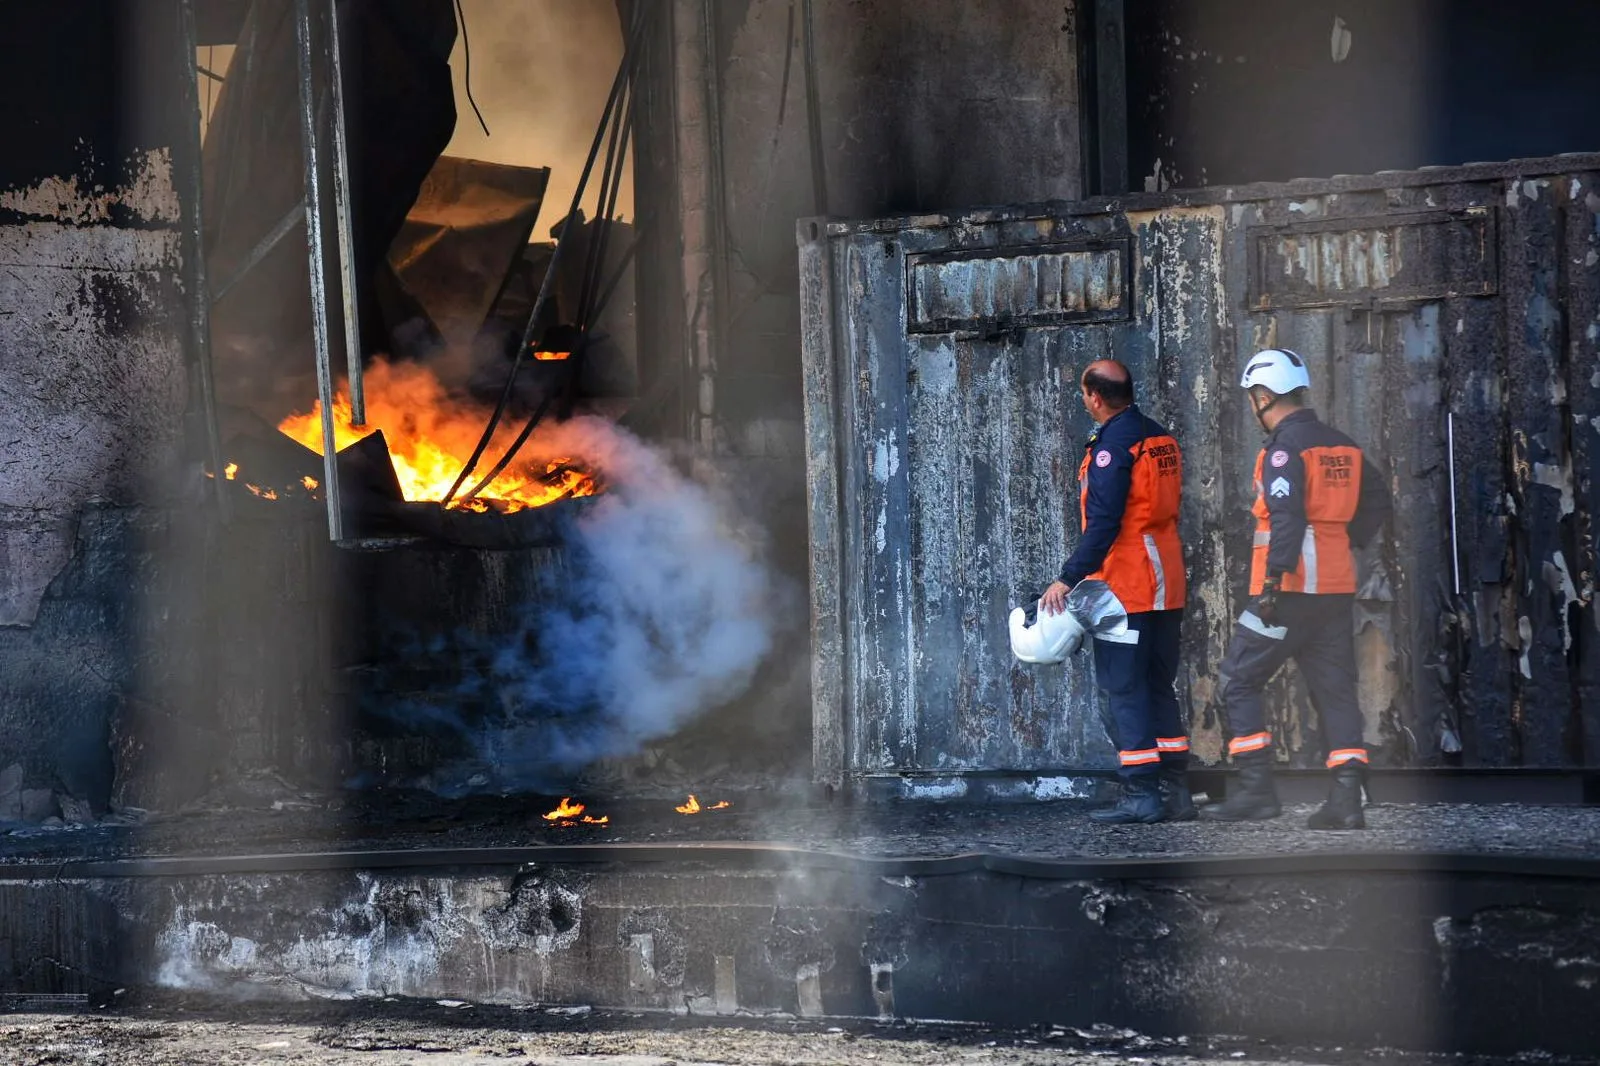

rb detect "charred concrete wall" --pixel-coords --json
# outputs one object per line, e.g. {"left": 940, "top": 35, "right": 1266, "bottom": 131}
{"left": 802, "top": 155, "right": 1600, "bottom": 778}
{"left": 0, "top": 1, "right": 197, "bottom": 811}
{"left": 638, "top": 0, "right": 1083, "bottom": 776}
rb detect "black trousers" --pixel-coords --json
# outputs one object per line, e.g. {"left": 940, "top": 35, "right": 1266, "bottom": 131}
{"left": 1218, "top": 592, "right": 1365, "bottom": 764}
{"left": 1091, "top": 608, "right": 1187, "bottom": 778}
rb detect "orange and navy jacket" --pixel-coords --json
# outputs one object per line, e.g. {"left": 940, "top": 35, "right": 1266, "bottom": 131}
{"left": 1059, "top": 404, "right": 1186, "bottom": 614}
{"left": 1250, "top": 408, "right": 1389, "bottom": 595}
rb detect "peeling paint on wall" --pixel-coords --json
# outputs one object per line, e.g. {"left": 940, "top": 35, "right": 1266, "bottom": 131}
{"left": 0, "top": 149, "right": 182, "bottom": 226}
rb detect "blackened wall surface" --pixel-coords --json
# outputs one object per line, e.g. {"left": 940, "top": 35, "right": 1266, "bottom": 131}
{"left": 641, "top": 0, "right": 1082, "bottom": 777}
{"left": 0, "top": 0, "right": 189, "bottom": 200}
{"left": 0, "top": 1, "right": 196, "bottom": 804}
{"left": 1122, "top": 0, "right": 1600, "bottom": 193}
{"left": 803, "top": 154, "right": 1600, "bottom": 778}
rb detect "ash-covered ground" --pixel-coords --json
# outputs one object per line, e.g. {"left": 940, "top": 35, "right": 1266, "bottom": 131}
{"left": 1, "top": 782, "right": 1598, "bottom": 867}
{"left": 0, "top": 996, "right": 1573, "bottom": 1066}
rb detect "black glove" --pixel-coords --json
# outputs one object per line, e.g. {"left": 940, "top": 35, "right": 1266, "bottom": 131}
{"left": 1253, "top": 577, "right": 1282, "bottom": 626}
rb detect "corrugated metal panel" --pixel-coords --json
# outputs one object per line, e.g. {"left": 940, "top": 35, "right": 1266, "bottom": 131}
{"left": 801, "top": 154, "right": 1600, "bottom": 781}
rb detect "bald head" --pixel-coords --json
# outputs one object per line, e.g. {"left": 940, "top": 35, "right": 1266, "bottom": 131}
{"left": 1081, "top": 359, "right": 1134, "bottom": 411}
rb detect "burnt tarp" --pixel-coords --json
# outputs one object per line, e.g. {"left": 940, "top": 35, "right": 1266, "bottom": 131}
{"left": 386, "top": 155, "right": 550, "bottom": 351}
{"left": 799, "top": 153, "right": 1600, "bottom": 782}
{"left": 202, "top": 0, "right": 456, "bottom": 416}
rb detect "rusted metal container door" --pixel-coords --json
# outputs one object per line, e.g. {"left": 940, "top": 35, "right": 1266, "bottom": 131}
{"left": 800, "top": 209, "right": 1229, "bottom": 779}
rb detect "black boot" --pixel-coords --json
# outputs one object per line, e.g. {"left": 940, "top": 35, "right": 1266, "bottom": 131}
{"left": 1200, "top": 757, "right": 1281, "bottom": 821}
{"left": 1090, "top": 774, "right": 1165, "bottom": 824}
{"left": 1159, "top": 763, "right": 1198, "bottom": 821}
{"left": 1307, "top": 761, "right": 1367, "bottom": 830}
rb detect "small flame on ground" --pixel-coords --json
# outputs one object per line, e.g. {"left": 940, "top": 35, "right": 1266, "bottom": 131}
{"left": 540, "top": 798, "right": 610, "bottom": 828}
{"left": 542, "top": 797, "right": 585, "bottom": 821}
{"left": 675, "top": 795, "right": 731, "bottom": 815}
{"left": 533, "top": 350, "right": 571, "bottom": 361}
{"left": 224, "top": 462, "right": 239, "bottom": 481}
{"left": 302, "top": 475, "right": 319, "bottom": 491}
{"left": 246, "top": 484, "right": 278, "bottom": 500}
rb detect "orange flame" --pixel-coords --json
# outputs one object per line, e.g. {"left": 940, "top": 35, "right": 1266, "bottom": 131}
{"left": 675, "top": 795, "right": 730, "bottom": 815}
{"left": 301, "top": 475, "right": 319, "bottom": 491}
{"left": 224, "top": 462, "right": 239, "bottom": 481}
{"left": 581, "top": 815, "right": 609, "bottom": 825}
{"left": 543, "top": 797, "right": 585, "bottom": 821}
{"left": 276, "top": 360, "right": 598, "bottom": 512}
{"left": 533, "top": 350, "right": 570, "bottom": 361}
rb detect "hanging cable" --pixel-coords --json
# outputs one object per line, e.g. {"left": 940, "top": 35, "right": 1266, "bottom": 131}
{"left": 560, "top": 103, "right": 634, "bottom": 419}
{"left": 458, "top": 87, "right": 635, "bottom": 501}
{"left": 440, "top": 3, "right": 650, "bottom": 504}
{"left": 455, "top": 0, "right": 491, "bottom": 136}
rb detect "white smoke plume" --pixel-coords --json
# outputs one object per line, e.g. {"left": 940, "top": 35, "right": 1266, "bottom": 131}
{"left": 454, "top": 415, "right": 777, "bottom": 780}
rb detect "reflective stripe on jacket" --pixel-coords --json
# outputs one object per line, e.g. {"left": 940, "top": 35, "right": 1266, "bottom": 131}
{"left": 1249, "top": 408, "right": 1372, "bottom": 595}
{"left": 1061, "top": 405, "right": 1186, "bottom": 614}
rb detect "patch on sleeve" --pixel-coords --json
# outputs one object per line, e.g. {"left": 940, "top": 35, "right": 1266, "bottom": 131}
{"left": 1269, "top": 449, "right": 1290, "bottom": 468}
{"left": 1095, "top": 450, "right": 1112, "bottom": 468}
{"left": 1269, "top": 476, "right": 1292, "bottom": 498}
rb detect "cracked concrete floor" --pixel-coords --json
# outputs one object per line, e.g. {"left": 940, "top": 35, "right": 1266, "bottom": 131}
{"left": 0, "top": 1003, "right": 1562, "bottom": 1066}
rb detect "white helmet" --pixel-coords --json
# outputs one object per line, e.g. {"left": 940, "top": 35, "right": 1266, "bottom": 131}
{"left": 1240, "top": 348, "right": 1310, "bottom": 395}
{"left": 1009, "top": 599, "right": 1086, "bottom": 664}
{"left": 1008, "top": 579, "right": 1129, "bottom": 664}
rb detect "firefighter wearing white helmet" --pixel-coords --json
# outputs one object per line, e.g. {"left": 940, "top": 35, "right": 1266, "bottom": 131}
{"left": 1203, "top": 349, "right": 1390, "bottom": 830}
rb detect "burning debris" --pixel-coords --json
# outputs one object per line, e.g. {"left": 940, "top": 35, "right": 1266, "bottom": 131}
{"left": 212, "top": 359, "right": 600, "bottom": 514}
{"left": 207, "top": 458, "right": 312, "bottom": 502}
{"left": 542, "top": 796, "right": 609, "bottom": 827}
{"left": 536, "top": 795, "right": 734, "bottom": 827}
{"left": 278, "top": 360, "right": 600, "bottom": 513}
{"left": 674, "top": 795, "right": 731, "bottom": 815}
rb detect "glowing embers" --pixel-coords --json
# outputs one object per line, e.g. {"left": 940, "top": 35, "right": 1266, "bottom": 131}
{"left": 675, "top": 794, "right": 731, "bottom": 815}
{"left": 273, "top": 359, "right": 599, "bottom": 513}
{"left": 542, "top": 796, "right": 609, "bottom": 827}
{"left": 206, "top": 458, "right": 314, "bottom": 502}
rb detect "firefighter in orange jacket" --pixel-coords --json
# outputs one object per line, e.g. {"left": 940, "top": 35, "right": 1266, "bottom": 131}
{"left": 1203, "top": 349, "right": 1390, "bottom": 830}
{"left": 1042, "top": 360, "right": 1191, "bottom": 824}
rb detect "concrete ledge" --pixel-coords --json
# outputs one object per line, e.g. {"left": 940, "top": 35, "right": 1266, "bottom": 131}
{"left": 1, "top": 843, "right": 1597, "bottom": 1057}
